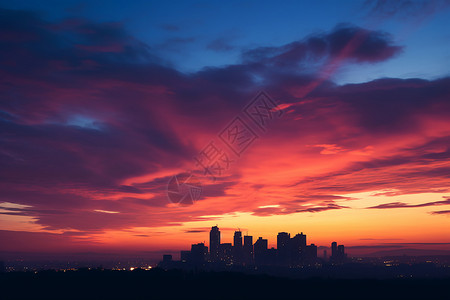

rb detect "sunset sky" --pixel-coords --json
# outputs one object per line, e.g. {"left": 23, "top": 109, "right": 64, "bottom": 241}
{"left": 1, "top": 0, "right": 450, "bottom": 258}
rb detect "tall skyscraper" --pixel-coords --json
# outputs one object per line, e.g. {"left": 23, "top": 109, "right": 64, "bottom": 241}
{"left": 299, "top": 232, "right": 306, "bottom": 249}
{"left": 191, "top": 243, "right": 208, "bottom": 265}
{"left": 233, "top": 230, "right": 242, "bottom": 247}
{"left": 244, "top": 235, "right": 253, "bottom": 248}
{"left": 209, "top": 226, "right": 220, "bottom": 262}
{"left": 277, "top": 232, "right": 290, "bottom": 266}
{"left": 233, "top": 230, "right": 243, "bottom": 264}
{"left": 254, "top": 237, "right": 268, "bottom": 266}
{"left": 331, "top": 241, "right": 337, "bottom": 259}
{"left": 306, "top": 244, "right": 317, "bottom": 263}
{"left": 331, "top": 242, "right": 346, "bottom": 263}
{"left": 337, "top": 245, "right": 346, "bottom": 261}
{"left": 243, "top": 235, "right": 253, "bottom": 265}
{"left": 291, "top": 232, "right": 307, "bottom": 266}
{"left": 277, "top": 232, "right": 290, "bottom": 249}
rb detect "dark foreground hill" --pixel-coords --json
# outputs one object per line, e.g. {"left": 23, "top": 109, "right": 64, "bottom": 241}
{"left": 1, "top": 268, "right": 449, "bottom": 299}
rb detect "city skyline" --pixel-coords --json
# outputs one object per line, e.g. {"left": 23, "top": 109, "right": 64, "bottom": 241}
{"left": 159, "top": 225, "right": 347, "bottom": 270}
{"left": 0, "top": 0, "right": 450, "bottom": 260}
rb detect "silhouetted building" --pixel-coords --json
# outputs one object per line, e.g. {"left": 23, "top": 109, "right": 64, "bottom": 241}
{"left": 191, "top": 243, "right": 208, "bottom": 265}
{"left": 290, "top": 232, "right": 307, "bottom": 266}
{"left": 176, "top": 226, "right": 347, "bottom": 270}
{"left": 305, "top": 244, "right": 317, "bottom": 263}
{"left": 277, "top": 232, "right": 290, "bottom": 266}
{"left": 254, "top": 237, "right": 268, "bottom": 266}
{"left": 233, "top": 230, "right": 242, "bottom": 247}
{"left": 243, "top": 235, "right": 253, "bottom": 265}
{"left": 218, "top": 243, "right": 233, "bottom": 264}
{"left": 158, "top": 254, "right": 179, "bottom": 269}
{"left": 233, "top": 230, "right": 243, "bottom": 264}
{"left": 331, "top": 241, "right": 337, "bottom": 259}
{"left": 180, "top": 250, "right": 191, "bottom": 262}
{"left": 210, "top": 226, "right": 221, "bottom": 262}
{"left": 337, "top": 244, "right": 346, "bottom": 261}
{"left": 0, "top": 261, "right": 4, "bottom": 273}
{"left": 267, "top": 247, "right": 277, "bottom": 265}
{"left": 330, "top": 242, "right": 346, "bottom": 263}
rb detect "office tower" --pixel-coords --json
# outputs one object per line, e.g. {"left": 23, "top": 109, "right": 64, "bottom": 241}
{"left": 331, "top": 241, "right": 337, "bottom": 259}
{"left": 331, "top": 242, "right": 346, "bottom": 263}
{"left": 219, "top": 243, "right": 233, "bottom": 264}
{"left": 210, "top": 226, "right": 221, "bottom": 262}
{"left": 191, "top": 243, "right": 208, "bottom": 265}
{"left": 324, "top": 250, "right": 327, "bottom": 260}
{"left": 291, "top": 232, "right": 307, "bottom": 266}
{"left": 299, "top": 232, "right": 306, "bottom": 249}
{"left": 337, "top": 245, "right": 346, "bottom": 261}
{"left": 277, "top": 232, "right": 290, "bottom": 266}
{"left": 243, "top": 235, "right": 253, "bottom": 265}
{"left": 277, "top": 232, "right": 290, "bottom": 250}
{"left": 234, "top": 230, "right": 242, "bottom": 247}
{"left": 305, "top": 244, "right": 317, "bottom": 263}
{"left": 162, "top": 254, "right": 172, "bottom": 262}
{"left": 244, "top": 235, "right": 253, "bottom": 249}
{"left": 254, "top": 237, "right": 268, "bottom": 266}
{"left": 233, "top": 230, "right": 243, "bottom": 264}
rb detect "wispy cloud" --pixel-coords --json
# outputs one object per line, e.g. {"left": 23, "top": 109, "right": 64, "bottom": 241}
{"left": 367, "top": 197, "right": 450, "bottom": 209}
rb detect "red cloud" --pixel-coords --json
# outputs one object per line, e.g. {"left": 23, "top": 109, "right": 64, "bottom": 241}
{"left": 0, "top": 8, "right": 449, "bottom": 252}
{"left": 367, "top": 198, "right": 450, "bottom": 209}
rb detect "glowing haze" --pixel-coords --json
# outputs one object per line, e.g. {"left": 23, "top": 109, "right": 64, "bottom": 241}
{"left": 1, "top": 0, "right": 450, "bottom": 258}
